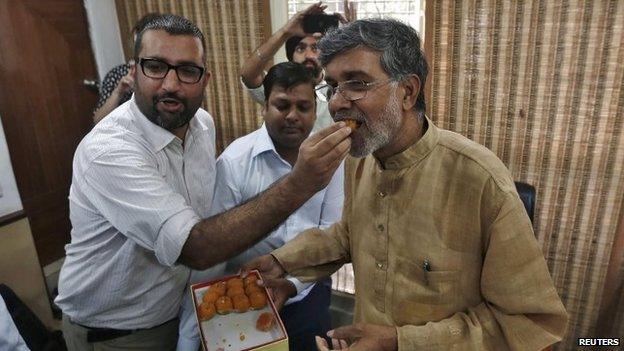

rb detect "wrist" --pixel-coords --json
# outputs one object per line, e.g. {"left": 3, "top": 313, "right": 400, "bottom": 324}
{"left": 255, "top": 50, "right": 267, "bottom": 61}
{"left": 278, "top": 26, "right": 294, "bottom": 40}
{"left": 282, "top": 173, "right": 315, "bottom": 199}
{"left": 269, "top": 253, "right": 288, "bottom": 276}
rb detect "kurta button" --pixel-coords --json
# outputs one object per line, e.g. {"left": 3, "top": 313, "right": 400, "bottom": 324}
{"left": 376, "top": 262, "right": 383, "bottom": 269}
{"left": 377, "top": 224, "right": 384, "bottom": 231}
{"left": 378, "top": 191, "right": 386, "bottom": 197}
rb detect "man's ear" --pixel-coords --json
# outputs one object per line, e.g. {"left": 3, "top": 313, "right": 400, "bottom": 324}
{"left": 202, "top": 70, "right": 212, "bottom": 89}
{"left": 129, "top": 64, "right": 137, "bottom": 89}
{"left": 400, "top": 74, "right": 421, "bottom": 111}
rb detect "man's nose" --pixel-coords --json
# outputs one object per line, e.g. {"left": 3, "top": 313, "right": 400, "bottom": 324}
{"left": 329, "top": 89, "right": 352, "bottom": 115}
{"left": 285, "top": 107, "right": 299, "bottom": 121}
{"left": 304, "top": 48, "right": 317, "bottom": 59}
{"left": 161, "top": 68, "right": 181, "bottom": 91}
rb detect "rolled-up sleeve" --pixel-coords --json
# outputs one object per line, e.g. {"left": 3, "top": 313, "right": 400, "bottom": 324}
{"left": 240, "top": 76, "right": 266, "bottom": 104}
{"left": 82, "top": 148, "right": 200, "bottom": 266}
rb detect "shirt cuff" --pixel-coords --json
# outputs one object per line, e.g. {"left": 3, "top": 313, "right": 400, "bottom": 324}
{"left": 240, "top": 76, "right": 266, "bottom": 103}
{"left": 397, "top": 324, "right": 428, "bottom": 350}
{"left": 155, "top": 208, "right": 201, "bottom": 267}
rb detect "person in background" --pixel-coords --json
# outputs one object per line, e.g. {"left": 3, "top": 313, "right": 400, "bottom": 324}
{"left": 177, "top": 62, "right": 344, "bottom": 351}
{"left": 91, "top": 13, "right": 161, "bottom": 124}
{"left": 57, "top": 14, "right": 351, "bottom": 350}
{"left": 240, "top": 1, "right": 356, "bottom": 133}
{"left": 244, "top": 18, "right": 568, "bottom": 351}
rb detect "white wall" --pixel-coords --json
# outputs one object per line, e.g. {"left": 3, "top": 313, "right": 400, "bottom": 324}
{"left": 0, "top": 113, "right": 23, "bottom": 217}
{"left": 270, "top": 0, "right": 288, "bottom": 64}
{"left": 84, "top": 0, "right": 125, "bottom": 80}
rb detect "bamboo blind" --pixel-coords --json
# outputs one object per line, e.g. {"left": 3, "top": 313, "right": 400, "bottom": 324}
{"left": 427, "top": 1, "right": 624, "bottom": 349}
{"left": 115, "top": 0, "right": 270, "bottom": 153}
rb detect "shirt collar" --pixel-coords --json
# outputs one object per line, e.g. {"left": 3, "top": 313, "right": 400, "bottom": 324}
{"left": 375, "top": 114, "right": 439, "bottom": 170}
{"left": 250, "top": 123, "right": 280, "bottom": 159}
{"left": 129, "top": 97, "right": 206, "bottom": 152}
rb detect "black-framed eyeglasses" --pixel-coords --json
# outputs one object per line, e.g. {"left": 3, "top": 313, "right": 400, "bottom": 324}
{"left": 316, "top": 78, "right": 394, "bottom": 102}
{"left": 138, "top": 58, "right": 205, "bottom": 84}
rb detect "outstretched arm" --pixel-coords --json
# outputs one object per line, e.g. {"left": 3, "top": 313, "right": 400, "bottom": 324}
{"left": 179, "top": 123, "right": 351, "bottom": 270}
{"left": 240, "top": 2, "right": 326, "bottom": 88}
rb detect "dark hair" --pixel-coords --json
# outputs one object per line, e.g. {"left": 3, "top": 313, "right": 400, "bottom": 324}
{"left": 318, "top": 19, "right": 429, "bottom": 113}
{"left": 285, "top": 36, "right": 304, "bottom": 62}
{"left": 134, "top": 14, "right": 206, "bottom": 60}
{"left": 263, "top": 62, "right": 316, "bottom": 102}
{"left": 132, "top": 13, "right": 162, "bottom": 34}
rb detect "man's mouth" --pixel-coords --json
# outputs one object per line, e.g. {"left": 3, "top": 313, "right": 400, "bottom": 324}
{"left": 282, "top": 126, "right": 301, "bottom": 134}
{"left": 303, "top": 60, "right": 318, "bottom": 68}
{"left": 337, "top": 118, "right": 362, "bottom": 131}
{"left": 158, "top": 98, "right": 183, "bottom": 113}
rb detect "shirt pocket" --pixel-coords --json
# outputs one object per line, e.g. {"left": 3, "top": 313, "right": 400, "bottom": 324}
{"left": 392, "top": 257, "right": 460, "bottom": 326}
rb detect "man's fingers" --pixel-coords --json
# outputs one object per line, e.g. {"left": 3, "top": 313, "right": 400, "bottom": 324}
{"left": 335, "top": 12, "right": 348, "bottom": 24}
{"left": 331, "top": 338, "right": 349, "bottom": 349}
{"left": 302, "top": 2, "right": 327, "bottom": 16}
{"left": 259, "top": 277, "right": 282, "bottom": 289}
{"left": 316, "top": 137, "right": 351, "bottom": 167}
{"left": 305, "top": 122, "right": 345, "bottom": 145}
{"left": 310, "top": 125, "right": 352, "bottom": 156}
{"left": 261, "top": 279, "right": 296, "bottom": 298}
{"left": 244, "top": 255, "right": 286, "bottom": 280}
{"left": 315, "top": 336, "right": 330, "bottom": 351}
{"left": 240, "top": 256, "right": 265, "bottom": 277}
{"left": 328, "top": 325, "right": 363, "bottom": 340}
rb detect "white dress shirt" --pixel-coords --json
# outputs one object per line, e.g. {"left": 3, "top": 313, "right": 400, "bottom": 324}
{"left": 0, "top": 296, "right": 30, "bottom": 351}
{"left": 55, "top": 98, "right": 216, "bottom": 330}
{"left": 242, "top": 78, "right": 333, "bottom": 132}
{"left": 176, "top": 124, "right": 344, "bottom": 350}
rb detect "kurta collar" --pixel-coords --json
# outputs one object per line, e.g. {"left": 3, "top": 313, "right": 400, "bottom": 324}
{"left": 375, "top": 115, "right": 439, "bottom": 170}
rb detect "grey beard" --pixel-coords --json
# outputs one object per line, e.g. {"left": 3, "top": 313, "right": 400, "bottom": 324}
{"left": 350, "top": 93, "right": 402, "bottom": 158}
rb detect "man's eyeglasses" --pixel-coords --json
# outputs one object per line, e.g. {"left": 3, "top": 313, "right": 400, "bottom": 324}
{"left": 138, "top": 58, "right": 205, "bottom": 84}
{"left": 316, "top": 78, "right": 394, "bottom": 102}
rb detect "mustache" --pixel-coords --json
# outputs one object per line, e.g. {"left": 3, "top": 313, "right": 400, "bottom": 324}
{"left": 333, "top": 110, "right": 365, "bottom": 122}
{"left": 302, "top": 59, "right": 319, "bottom": 67}
{"left": 153, "top": 92, "right": 184, "bottom": 104}
{"left": 283, "top": 121, "right": 301, "bottom": 128}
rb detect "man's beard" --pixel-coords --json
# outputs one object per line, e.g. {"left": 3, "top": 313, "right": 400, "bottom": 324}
{"left": 337, "top": 92, "right": 402, "bottom": 158}
{"left": 136, "top": 89, "right": 202, "bottom": 131}
{"left": 301, "top": 59, "right": 321, "bottom": 80}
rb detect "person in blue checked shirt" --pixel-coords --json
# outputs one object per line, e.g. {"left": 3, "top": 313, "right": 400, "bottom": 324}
{"left": 178, "top": 62, "right": 344, "bottom": 351}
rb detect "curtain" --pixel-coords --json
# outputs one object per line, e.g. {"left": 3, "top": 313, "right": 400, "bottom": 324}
{"left": 115, "top": 0, "right": 271, "bottom": 153}
{"left": 427, "top": 1, "right": 624, "bottom": 348}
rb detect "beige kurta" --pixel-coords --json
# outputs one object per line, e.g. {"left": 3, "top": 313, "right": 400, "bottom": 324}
{"left": 273, "top": 117, "right": 567, "bottom": 350}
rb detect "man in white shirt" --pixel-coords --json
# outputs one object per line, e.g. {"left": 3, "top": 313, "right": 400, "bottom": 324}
{"left": 56, "top": 14, "right": 352, "bottom": 351}
{"left": 240, "top": 2, "right": 355, "bottom": 133}
{"left": 178, "top": 62, "right": 343, "bottom": 350}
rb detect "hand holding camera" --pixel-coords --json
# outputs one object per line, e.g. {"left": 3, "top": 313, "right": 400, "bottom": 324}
{"left": 283, "top": 1, "right": 355, "bottom": 38}
{"left": 282, "top": 1, "right": 328, "bottom": 37}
